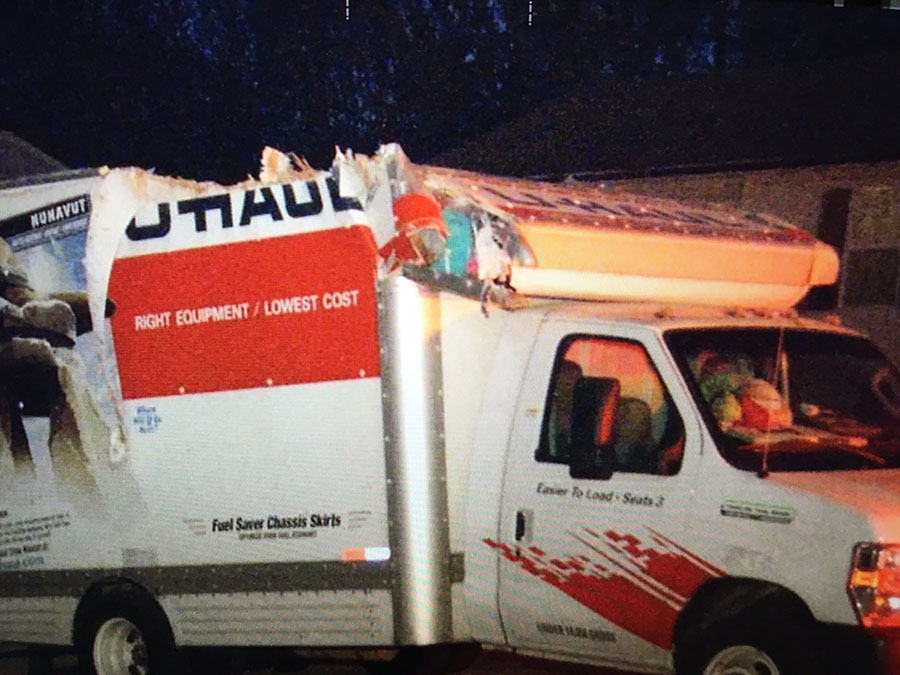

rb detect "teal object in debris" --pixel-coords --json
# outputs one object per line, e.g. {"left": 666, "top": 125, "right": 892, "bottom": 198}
{"left": 434, "top": 208, "right": 473, "bottom": 276}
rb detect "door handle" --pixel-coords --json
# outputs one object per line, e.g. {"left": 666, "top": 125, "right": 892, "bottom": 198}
{"left": 515, "top": 509, "right": 533, "bottom": 545}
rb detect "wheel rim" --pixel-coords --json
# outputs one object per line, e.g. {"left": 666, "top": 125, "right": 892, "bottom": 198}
{"left": 702, "top": 644, "right": 780, "bottom": 675}
{"left": 93, "top": 617, "right": 149, "bottom": 675}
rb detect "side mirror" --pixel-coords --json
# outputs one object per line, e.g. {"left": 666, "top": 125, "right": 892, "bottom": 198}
{"left": 569, "top": 377, "right": 620, "bottom": 479}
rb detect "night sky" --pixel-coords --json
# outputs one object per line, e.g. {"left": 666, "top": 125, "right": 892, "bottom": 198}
{"left": 2, "top": 1, "right": 900, "bottom": 182}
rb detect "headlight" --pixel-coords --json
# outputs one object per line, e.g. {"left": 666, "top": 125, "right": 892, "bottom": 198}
{"left": 849, "top": 543, "right": 900, "bottom": 633}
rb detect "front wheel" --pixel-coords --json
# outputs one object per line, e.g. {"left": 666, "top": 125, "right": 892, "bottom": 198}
{"left": 677, "top": 611, "right": 819, "bottom": 675}
{"left": 700, "top": 644, "right": 783, "bottom": 675}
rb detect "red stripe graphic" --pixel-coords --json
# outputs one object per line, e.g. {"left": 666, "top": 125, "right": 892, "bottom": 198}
{"left": 108, "top": 226, "right": 380, "bottom": 399}
{"left": 486, "top": 529, "right": 724, "bottom": 650}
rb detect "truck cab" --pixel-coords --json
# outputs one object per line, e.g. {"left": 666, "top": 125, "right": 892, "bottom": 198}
{"left": 460, "top": 302, "right": 899, "bottom": 674}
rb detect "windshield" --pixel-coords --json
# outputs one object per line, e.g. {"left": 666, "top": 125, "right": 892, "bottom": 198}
{"left": 665, "top": 328, "right": 900, "bottom": 472}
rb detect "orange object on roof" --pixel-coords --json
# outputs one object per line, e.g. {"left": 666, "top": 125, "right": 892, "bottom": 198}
{"left": 419, "top": 165, "right": 839, "bottom": 310}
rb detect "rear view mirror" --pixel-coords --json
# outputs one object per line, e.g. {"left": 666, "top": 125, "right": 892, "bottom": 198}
{"left": 569, "top": 377, "right": 620, "bottom": 479}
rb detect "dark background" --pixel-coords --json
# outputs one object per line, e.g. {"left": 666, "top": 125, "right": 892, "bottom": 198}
{"left": 2, "top": 1, "right": 900, "bottom": 182}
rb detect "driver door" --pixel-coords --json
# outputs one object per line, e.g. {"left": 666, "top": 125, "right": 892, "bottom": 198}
{"left": 495, "top": 321, "right": 707, "bottom": 670}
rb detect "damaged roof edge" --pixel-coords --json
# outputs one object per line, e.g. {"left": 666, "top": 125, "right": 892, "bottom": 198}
{"left": 82, "top": 144, "right": 839, "bottom": 315}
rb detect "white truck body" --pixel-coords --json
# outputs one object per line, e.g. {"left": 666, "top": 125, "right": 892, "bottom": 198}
{"left": 0, "top": 148, "right": 896, "bottom": 674}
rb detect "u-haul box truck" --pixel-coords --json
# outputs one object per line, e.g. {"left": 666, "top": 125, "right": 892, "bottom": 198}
{"left": 0, "top": 145, "right": 898, "bottom": 675}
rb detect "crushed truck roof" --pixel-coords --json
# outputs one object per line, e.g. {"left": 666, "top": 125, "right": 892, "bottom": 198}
{"left": 414, "top": 162, "right": 838, "bottom": 310}
{"left": 85, "top": 143, "right": 839, "bottom": 325}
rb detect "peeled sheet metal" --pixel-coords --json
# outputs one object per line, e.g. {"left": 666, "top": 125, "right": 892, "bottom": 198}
{"left": 93, "top": 144, "right": 835, "bottom": 317}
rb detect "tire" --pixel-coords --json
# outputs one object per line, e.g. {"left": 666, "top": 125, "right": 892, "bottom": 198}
{"left": 677, "top": 612, "right": 819, "bottom": 675}
{"left": 697, "top": 644, "right": 787, "bottom": 675}
{"left": 75, "top": 585, "right": 184, "bottom": 675}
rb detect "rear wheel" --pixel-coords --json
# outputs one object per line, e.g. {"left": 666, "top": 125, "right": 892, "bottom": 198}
{"left": 92, "top": 617, "right": 149, "bottom": 675}
{"left": 75, "top": 585, "right": 183, "bottom": 675}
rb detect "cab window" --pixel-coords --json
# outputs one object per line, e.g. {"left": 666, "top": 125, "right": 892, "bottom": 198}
{"left": 537, "top": 336, "right": 685, "bottom": 476}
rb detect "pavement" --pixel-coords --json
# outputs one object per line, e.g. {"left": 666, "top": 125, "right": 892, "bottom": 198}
{"left": 0, "top": 644, "right": 639, "bottom": 674}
